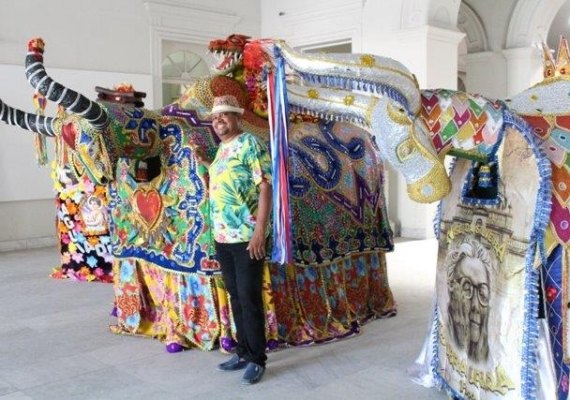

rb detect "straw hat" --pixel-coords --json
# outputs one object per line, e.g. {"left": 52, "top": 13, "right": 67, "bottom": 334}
{"left": 210, "top": 95, "right": 244, "bottom": 115}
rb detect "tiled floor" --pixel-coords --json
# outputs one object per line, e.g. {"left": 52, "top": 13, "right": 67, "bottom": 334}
{"left": 0, "top": 239, "right": 446, "bottom": 400}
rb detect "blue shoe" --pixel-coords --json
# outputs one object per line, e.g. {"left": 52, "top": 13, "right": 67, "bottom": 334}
{"left": 217, "top": 354, "right": 247, "bottom": 371}
{"left": 241, "top": 362, "right": 265, "bottom": 385}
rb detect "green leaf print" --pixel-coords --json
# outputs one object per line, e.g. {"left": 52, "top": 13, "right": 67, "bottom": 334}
{"left": 232, "top": 165, "right": 251, "bottom": 189}
{"left": 217, "top": 182, "right": 242, "bottom": 206}
{"left": 222, "top": 205, "right": 246, "bottom": 229}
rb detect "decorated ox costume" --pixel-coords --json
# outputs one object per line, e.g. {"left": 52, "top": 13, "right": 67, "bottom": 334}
{"left": 1, "top": 40, "right": 114, "bottom": 282}
{"left": 4, "top": 34, "right": 566, "bottom": 398}
{"left": 408, "top": 39, "right": 570, "bottom": 400}
{"left": 251, "top": 39, "right": 558, "bottom": 399}
{"left": 504, "top": 38, "right": 570, "bottom": 400}
{"left": 0, "top": 37, "right": 396, "bottom": 353}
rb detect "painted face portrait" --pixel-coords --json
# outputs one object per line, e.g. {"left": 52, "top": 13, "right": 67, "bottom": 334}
{"left": 87, "top": 196, "right": 102, "bottom": 209}
{"left": 447, "top": 237, "right": 493, "bottom": 363}
{"left": 82, "top": 195, "right": 107, "bottom": 233}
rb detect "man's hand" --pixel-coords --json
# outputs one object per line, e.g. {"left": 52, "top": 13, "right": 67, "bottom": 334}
{"left": 247, "top": 228, "right": 266, "bottom": 260}
{"left": 189, "top": 141, "right": 211, "bottom": 167}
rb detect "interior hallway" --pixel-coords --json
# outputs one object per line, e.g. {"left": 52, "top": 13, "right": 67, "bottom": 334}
{"left": 0, "top": 239, "right": 445, "bottom": 399}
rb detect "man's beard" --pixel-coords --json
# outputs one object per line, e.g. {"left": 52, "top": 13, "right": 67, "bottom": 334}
{"left": 215, "top": 125, "right": 230, "bottom": 136}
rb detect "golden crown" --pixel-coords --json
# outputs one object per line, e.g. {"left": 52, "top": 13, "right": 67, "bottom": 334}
{"left": 542, "top": 36, "right": 570, "bottom": 80}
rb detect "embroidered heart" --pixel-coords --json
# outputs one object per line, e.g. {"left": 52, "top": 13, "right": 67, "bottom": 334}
{"left": 61, "top": 122, "right": 78, "bottom": 150}
{"left": 133, "top": 189, "right": 162, "bottom": 228}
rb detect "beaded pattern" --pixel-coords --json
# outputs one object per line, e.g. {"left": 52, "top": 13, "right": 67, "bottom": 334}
{"left": 109, "top": 107, "right": 216, "bottom": 275}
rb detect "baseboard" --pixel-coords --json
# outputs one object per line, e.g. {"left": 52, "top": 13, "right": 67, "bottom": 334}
{"left": 0, "top": 236, "right": 57, "bottom": 253}
{"left": 400, "top": 227, "right": 435, "bottom": 240}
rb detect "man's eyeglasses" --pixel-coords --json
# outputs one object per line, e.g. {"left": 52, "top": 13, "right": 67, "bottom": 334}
{"left": 455, "top": 276, "right": 490, "bottom": 306}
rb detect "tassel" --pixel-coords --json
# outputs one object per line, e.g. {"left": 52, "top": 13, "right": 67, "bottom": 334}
{"left": 34, "top": 134, "right": 48, "bottom": 165}
{"left": 32, "top": 92, "right": 48, "bottom": 165}
{"left": 268, "top": 47, "right": 293, "bottom": 265}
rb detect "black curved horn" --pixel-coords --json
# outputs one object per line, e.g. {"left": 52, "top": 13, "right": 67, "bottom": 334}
{"left": 25, "top": 38, "right": 109, "bottom": 129}
{"left": 0, "top": 98, "right": 57, "bottom": 136}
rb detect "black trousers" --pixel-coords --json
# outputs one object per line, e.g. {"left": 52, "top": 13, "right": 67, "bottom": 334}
{"left": 215, "top": 241, "right": 267, "bottom": 367}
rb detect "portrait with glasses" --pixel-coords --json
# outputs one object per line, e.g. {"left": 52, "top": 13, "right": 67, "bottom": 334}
{"left": 446, "top": 236, "right": 496, "bottom": 363}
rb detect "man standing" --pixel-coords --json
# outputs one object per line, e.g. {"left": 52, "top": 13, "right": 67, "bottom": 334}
{"left": 194, "top": 95, "right": 272, "bottom": 385}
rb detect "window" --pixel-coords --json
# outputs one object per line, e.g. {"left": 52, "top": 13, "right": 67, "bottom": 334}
{"left": 161, "top": 50, "right": 209, "bottom": 105}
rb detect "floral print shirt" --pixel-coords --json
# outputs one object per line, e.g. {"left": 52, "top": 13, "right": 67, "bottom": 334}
{"left": 208, "top": 132, "right": 272, "bottom": 243}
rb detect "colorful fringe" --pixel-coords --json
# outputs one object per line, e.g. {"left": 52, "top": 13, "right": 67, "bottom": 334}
{"left": 267, "top": 47, "right": 293, "bottom": 265}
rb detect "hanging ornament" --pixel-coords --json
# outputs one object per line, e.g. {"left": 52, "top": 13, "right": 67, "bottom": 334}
{"left": 477, "top": 164, "right": 493, "bottom": 188}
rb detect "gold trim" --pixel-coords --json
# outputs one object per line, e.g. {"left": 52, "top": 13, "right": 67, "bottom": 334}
{"left": 396, "top": 138, "right": 415, "bottom": 162}
{"left": 406, "top": 162, "right": 450, "bottom": 203}
{"left": 528, "top": 75, "right": 570, "bottom": 89}
{"left": 365, "top": 97, "right": 380, "bottom": 124}
{"left": 386, "top": 101, "right": 411, "bottom": 126}
{"left": 408, "top": 117, "right": 451, "bottom": 200}
{"left": 289, "top": 87, "right": 367, "bottom": 110}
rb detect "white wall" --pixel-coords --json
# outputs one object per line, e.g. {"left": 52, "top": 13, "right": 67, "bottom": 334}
{"left": 0, "top": 0, "right": 260, "bottom": 251}
{"left": 261, "top": 0, "right": 361, "bottom": 48}
{"left": 0, "top": 0, "right": 151, "bottom": 73}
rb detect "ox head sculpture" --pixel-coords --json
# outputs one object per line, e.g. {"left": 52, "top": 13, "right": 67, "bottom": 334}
{"left": 23, "top": 38, "right": 114, "bottom": 184}
{"left": 250, "top": 39, "right": 451, "bottom": 203}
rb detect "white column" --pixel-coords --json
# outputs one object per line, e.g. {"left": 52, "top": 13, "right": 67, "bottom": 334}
{"left": 362, "top": 26, "right": 464, "bottom": 238}
{"left": 502, "top": 46, "right": 543, "bottom": 97}
{"left": 465, "top": 51, "right": 507, "bottom": 99}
